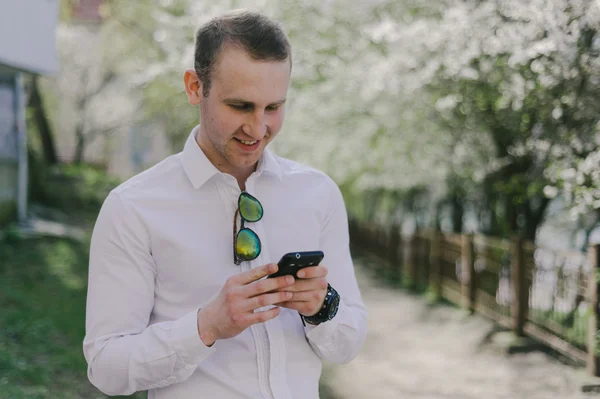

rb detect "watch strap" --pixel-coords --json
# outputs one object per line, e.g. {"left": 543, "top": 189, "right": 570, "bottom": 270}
{"left": 301, "top": 284, "right": 340, "bottom": 326}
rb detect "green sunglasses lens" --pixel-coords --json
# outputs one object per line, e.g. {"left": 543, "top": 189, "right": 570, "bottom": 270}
{"left": 235, "top": 228, "right": 261, "bottom": 261}
{"left": 239, "top": 192, "right": 263, "bottom": 222}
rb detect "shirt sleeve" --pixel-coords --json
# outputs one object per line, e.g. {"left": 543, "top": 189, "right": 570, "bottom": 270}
{"left": 304, "top": 180, "right": 368, "bottom": 364}
{"left": 83, "top": 191, "right": 216, "bottom": 396}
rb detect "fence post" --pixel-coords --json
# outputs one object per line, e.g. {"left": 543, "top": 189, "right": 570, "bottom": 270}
{"left": 377, "top": 224, "right": 385, "bottom": 276}
{"left": 429, "top": 229, "right": 442, "bottom": 299}
{"left": 359, "top": 222, "right": 367, "bottom": 252}
{"left": 511, "top": 236, "right": 528, "bottom": 336}
{"left": 389, "top": 224, "right": 401, "bottom": 282}
{"left": 421, "top": 233, "right": 429, "bottom": 285}
{"left": 403, "top": 233, "right": 417, "bottom": 289}
{"left": 588, "top": 244, "right": 600, "bottom": 376}
{"left": 381, "top": 225, "right": 392, "bottom": 280}
{"left": 396, "top": 227, "right": 404, "bottom": 281}
{"left": 461, "top": 234, "right": 476, "bottom": 313}
{"left": 368, "top": 222, "right": 376, "bottom": 253}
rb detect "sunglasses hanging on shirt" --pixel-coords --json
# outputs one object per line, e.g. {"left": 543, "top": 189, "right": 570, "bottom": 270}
{"left": 233, "top": 191, "right": 263, "bottom": 265}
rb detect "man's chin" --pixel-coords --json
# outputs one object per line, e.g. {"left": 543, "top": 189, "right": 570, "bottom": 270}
{"left": 227, "top": 142, "right": 267, "bottom": 170}
{"left": 241, "top": 155, "right": 262, "bottom": 170}
{"left": 230, "top": 153, "right": 261, "bottom": 170}
{"left": 239, "top": 146, "right": 265, "bottom": 160}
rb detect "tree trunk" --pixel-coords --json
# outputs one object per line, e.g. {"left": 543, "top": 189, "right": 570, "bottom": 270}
{"left": 523, "top": 196, "right": 550, "bottom": 241}
{"left": 486, "top": 196, "right": 501, "bottom": 236}
{"left": 451, "top": 193, "right": 464, "bottom": 233}
{"left": 29, "top": 76, "right": 58, "bottom": 164}
{"left": 506, "top": 197, "right": 517, "bottom": 234}
{"left": 74, "top": 125, "right": 85, "bottom": 164}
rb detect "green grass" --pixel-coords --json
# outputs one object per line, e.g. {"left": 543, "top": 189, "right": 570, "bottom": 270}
{"left": 0, "top": 162, "right": 146, "bottom": 398}
{"left": 1, "top": 235, "right": 87, "bottom": 397}
{"left": 529, "top": 308, "right": 589, "bottom": 350}
{"left": 0, "top": 200, "right": 17, "bottom": 226}
{"left": 0, "top": 233, "right": 145, "bottom": 398}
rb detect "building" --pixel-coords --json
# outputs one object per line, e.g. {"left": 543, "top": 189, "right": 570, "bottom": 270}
{"left": 0, "top": 1, "right": 59, "bottom": 225}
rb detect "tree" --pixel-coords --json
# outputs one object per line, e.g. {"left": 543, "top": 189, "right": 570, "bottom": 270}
{"left": 376, "top": 0, "right": 600, "bottom": 239}
{"left": 27, "top": 75, "right": 58, "bottom": 165}
{"left": 54, "top": 22, "right": 139, "bottom": 164}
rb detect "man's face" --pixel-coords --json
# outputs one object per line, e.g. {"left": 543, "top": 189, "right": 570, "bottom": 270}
{"left": 189, "top": 45, "right": 291, "bottom": 179}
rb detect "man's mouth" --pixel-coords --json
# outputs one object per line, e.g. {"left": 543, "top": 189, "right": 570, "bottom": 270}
{"left": 234, "top": 138, "right": 258, "bottom": 146}
{"left": 233, "top": 137, "right": 262, "bottom": 152}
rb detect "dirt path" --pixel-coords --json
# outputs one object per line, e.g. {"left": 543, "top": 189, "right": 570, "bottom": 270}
{"left": 323, "top": 266, "right": 600, "bottom": 399}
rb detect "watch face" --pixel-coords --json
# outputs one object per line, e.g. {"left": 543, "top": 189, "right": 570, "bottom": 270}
{"left": 303, "top": 285, "right": 340, "bottom": 325}
{"left": 328, "top": 294, "right": 340, "bottom": 319}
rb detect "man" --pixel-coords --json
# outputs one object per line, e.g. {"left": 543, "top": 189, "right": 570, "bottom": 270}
{"left": 84, "top": 9, "right": 367, "bottom": 399}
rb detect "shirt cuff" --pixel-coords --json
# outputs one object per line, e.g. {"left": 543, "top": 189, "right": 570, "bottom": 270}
{"left": 171, "top": 308, "right": 216, "bottom": 365}
{"left": 304, "top": 298, "right": 351, "bottom": 342}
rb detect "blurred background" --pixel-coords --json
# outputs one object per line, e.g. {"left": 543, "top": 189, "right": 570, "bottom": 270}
{"left": 1, "top": 0, "right": 599, "bottom": 398}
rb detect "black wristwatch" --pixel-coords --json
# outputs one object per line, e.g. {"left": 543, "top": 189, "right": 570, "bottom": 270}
{"left": 301, "top": 284, "right": 340, "bottom": 326}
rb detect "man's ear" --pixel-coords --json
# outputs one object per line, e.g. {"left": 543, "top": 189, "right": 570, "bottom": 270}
{"left": 184, "top": 69, "right": 203, "bottom": 105}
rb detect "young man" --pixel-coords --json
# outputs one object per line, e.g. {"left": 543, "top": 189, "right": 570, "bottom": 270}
{"left": 84, "top": 10, "right": 367, "bottom": 399}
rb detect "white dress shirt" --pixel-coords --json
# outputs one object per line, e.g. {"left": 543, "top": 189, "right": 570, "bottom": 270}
{"left": 83, "top": 126, "right": 368, "bottom": 399}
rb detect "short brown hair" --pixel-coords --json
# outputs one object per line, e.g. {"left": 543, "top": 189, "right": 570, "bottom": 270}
{"left": 194, "top": 10, "right": 292, "bottom": 97}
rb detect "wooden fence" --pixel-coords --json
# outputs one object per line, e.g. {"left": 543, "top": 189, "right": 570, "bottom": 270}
{"left": 349, "top": 220, "right": 600, "bottom": 375}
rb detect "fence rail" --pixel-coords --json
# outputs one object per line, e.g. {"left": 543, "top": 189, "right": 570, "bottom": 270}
{"left": 349, "top": 220, "right": 599, "bottom": 375}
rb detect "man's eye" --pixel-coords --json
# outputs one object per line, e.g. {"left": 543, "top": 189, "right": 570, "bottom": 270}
{"left": 230, "top": 104, "right": 251, "bottom": 111}
{"left": 266, "top": 105, "right": 280, "bottom": 112}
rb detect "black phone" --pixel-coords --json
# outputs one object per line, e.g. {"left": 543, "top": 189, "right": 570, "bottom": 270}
{"left": 267, "top": 251, "right": 325, "bottom": 278}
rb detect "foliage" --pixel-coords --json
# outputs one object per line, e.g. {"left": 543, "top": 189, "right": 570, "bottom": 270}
{"left": 48, "top": 0, "right": 600, "bottom": 241}
{"left": 348, "top": 0, "right": 600, "bottom": 237}
{"left": 30, "top": 162, "right": 120, "bottom": 225}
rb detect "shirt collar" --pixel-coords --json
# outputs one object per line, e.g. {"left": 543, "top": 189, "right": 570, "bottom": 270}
{"left": 181, "top": 125, "right": 282, "bottom": 189}
{"left": 256, "top": 145, "right": 283, "bottom": 180}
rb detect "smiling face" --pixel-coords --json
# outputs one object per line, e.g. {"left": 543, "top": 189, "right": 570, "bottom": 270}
{"left": 184, "top": 44, "right": 291, "bottom": 185}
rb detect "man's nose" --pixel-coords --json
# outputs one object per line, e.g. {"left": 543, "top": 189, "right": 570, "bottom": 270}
{"left": 243, "top": 111, "right": 267, "bottom": 139}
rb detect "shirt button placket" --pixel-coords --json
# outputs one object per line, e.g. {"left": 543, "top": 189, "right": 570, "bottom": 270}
{"left": 245, "top": 179, "right": 275, "bottom": 399}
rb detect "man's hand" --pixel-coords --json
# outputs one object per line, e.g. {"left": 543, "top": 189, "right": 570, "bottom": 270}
{"left": 197, "top": 263, "right": 295, "bottom": 346}
{"left": 277, "top": 265, "right": 329, "bottom": 317}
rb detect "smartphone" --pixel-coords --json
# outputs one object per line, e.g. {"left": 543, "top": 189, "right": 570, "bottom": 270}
{"left": 267, "top": 251, "right": 324, "bottom": 278}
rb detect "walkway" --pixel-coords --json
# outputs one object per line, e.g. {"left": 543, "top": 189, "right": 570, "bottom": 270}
{"left": 323, "top": 264, "right": 600, "bottom": 399}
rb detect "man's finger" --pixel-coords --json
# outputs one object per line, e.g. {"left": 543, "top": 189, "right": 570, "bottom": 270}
{"left": 278, "top": 277, "right": 327, "bottom": 292}
{"left": 295, "top": 265, "right": 328, "bottom": 279}
{"left": 240, "top": 291, "right": 293, "bottom": 312}
{"left": 279, "top": 291, "right": 322, "bottom": 302}
{"left": 233, "top": 306, "right": 281, "bottom": 325}
{"left": 242, "top": 275, "right": 295, "bottom": 297}
{"left": 232, "top": 263, "right": 278, "bottom": 285}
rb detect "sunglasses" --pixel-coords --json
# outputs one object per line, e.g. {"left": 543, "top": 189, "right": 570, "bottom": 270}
{"left": 233, "top": 191, "right": 263, "bottom": 265}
